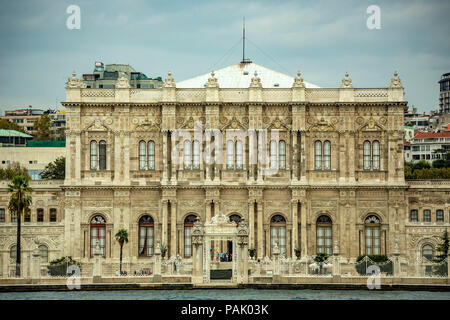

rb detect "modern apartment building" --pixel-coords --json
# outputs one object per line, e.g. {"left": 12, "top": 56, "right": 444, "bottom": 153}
{"left": 81, "top": 62, "right": 164, "bottom": 89}
{"left": 439, "top": 72, "right": 450, "bottom": 114}
{"left": 410, "top": 131, "right": 450, "bottom": 162}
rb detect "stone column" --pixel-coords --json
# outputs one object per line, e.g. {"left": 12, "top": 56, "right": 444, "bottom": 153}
{"left": 257, "top": 201, "right": 264, "bottom": 260}
{"left": 291, "top": 131, "right": 298, "bottom": 181}
{"left": 300, "top": 200, "right": 308, "bottom": 257}
{"left": 273, "top": 243, "right": 280, "bottom": 275}
{"left": 299, "top": 131, "right": 307, "bottom": 183}
{"left": 332, "top": 241, "right": 341, "bottom": 277}
{"left": 205, "top": 200, "right": 211, "bottom": 223}
{"left": 161, "top": 200, "right": 168, "bottom": 248}
{"left": 31, "top": 246, "right": 41, "bottom": 282}
{"left": 291, "top": 200, "right": 298, "bottom": 258}
{"left": 162, "top": 131, "right": 169, "bottom": 184}
{"left": 248, "top": 200, "right": 254, "bottom": 249}
{"left": 170, "top": 200, "right": 177, "bottom": 258}
{"left": 153, "top": 239, "right": 162, "bottom": 282}
{"left": 447, "top": 251, "right": 450, "bottom": 279}
{"left": 257, "top": 130, "right": 264, "bottom": 183}
{"left": 170, "top": 131, "right": 178, "bottom": 183}
{"left": 393, "top": 239, "right": 401, "bottom": 278}
{"left": 93, "top": 240, "right": 103, "bottom": 282}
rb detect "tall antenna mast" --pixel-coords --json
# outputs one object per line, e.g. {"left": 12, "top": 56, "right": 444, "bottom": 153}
{"left": 241, "top": 17, "right": 251, "bottom": 64}
{"left": 243, "top": 17, "right": 245, "bottom": 62}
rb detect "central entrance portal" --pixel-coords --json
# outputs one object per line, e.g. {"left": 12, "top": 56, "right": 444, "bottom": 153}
{"left": 191, "top": 212, "right": 249, "bottom": 284}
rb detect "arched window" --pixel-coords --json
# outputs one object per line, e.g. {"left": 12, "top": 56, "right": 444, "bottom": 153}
{"left": 227, "top": 140, "right": 234, "bottom": 169}
{"left": 436, "top": 209, "right": 444, "bottom": 222}
{"left": 99, "top": 140, "right": 107, "bottom": 170}
{"left": 39, "top": 245, "right": 48, "bottom": 263}
{"left": 410, "top": 209, "right": 418, "bottom": 222}
{"left": 90, "top": 215, "right": 106, "bottom": 258}
{"left": 270, "top": 215, "right": 286, "bottom": 257}
{"left": 184, "top": 140, "right": 191, "bottom": 169}
{"left": 365, "top": 215, "right": 381, "bottom": 255}
{"left": 363, "top": 141, "right": 371, "bottom": 170}
{"left": 315, "top": 141, "right": 322, "bottom": 170}
{"left": 270, "top": 140, "right": 277, "bottom": 169}
{"left": 422, "top": 245, "right": 433, "bottom": 261}
{"left": 49, "top": 209, "right": 57, "bottom": 222}
{"left": 148, "top": 140, "right": 155, "bottom": 170}
{"left": 184, "top": 215, "right": 198, "bottom": 258}
{"left": 90, "top": 140, "right": 98, "bottom": 169}
{"left": 193, "top": 140, "right": 200, "bottom": 169}
{"left": 423, "top": 209, "right": 431, "bottom": 222}
{"left": 37, "top": 209, "right": 44, "bottom": 222}
{"left": 372, "top": 141, "right": 380, "bottom": 170}
{"left": 10, "top": 245, "right": 16, "bottom": 260}
{"left": 229, "top": 214, "right": 242, "bottom": 226}
{"left": 279, "top": 140, "right": 286, "bottom": 169}
{"left": 236, "top": 140, "right": 243, "bottom": 169}
{"left": 138, "top": 215, "right": 154, "bottom": 257}
{"left": 139, "top": 140, "right": 146, "bottom": 170}
{"left": 316, "top": 215, "right": 332, "bottom": 255}
{"left": 323, "top": 140, "right": 331, "bottom": 170}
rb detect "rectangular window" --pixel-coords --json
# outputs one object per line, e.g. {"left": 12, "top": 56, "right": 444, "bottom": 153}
{"left": 410, "top": 209, "right": 418, "bottom": 222}
{"left": 99, "top": 141, "right": 106, "bottom": 170}
{"left": 37, "top": 209, "right": 44, "bottom": 222}
{"left": 50, "top": 209, "right": 57, "bottom": 222}
{"left": 0, "top": 209, "right": 5, "bottom": 222}
{"left": 436, "top": 210, "right": 444, "bottom": 222}
{"left": 423, "top": 210, "right": 431, "bottom": 222}
{"left": 184, "top": 226, "right": 192, "bottom": 258}
{"left": 11, "top": 212, "right": 17, "bottom": 222}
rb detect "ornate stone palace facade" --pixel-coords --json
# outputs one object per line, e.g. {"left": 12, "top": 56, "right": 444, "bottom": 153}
{"left": 0, "top": 63, "right": 449, "bottom": 277}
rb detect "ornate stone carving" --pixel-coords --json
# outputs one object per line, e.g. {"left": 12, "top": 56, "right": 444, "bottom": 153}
{"left": 66, "top": 71, "right": 87, "bottom": 89}
{"left": 292, "top": 71, "right": 305, "bottom": 88}
{"left": 340, "top": 72, "right": 354, "bottom": 88}
{"left": 164, "top": 71, "right": 176, "bottom": 88}
{"left": 115, "top": 72, "right": 130, "bottom": 89}
{"left": 206, "top": 71, "right": 219, "bottom": 88}
{"left": 250, "top": 71, "right": 262, "bottom": 88}
{"left": 389, "top": 71, "right": 403, "bottom": 88}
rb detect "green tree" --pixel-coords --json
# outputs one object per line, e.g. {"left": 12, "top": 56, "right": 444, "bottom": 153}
{"left": 34, "top": 114, "right": 51, "bottom": 140}
{"left": 40, "top": 157, "right": 65, "bottom": 180}
{"left": 0, "top": 162, "right": 30, "bottom": 180}
{"left": 115, "top": 229, "right": 129, "bottom": 275}
{"left": 8, "top": 175, "right": 32, "bottom": 277}
{"left": 433, "top": 229, "right": 449, "bottom": 276}
{"left": 0, "top": 119, "right": 26, "bottom": 133}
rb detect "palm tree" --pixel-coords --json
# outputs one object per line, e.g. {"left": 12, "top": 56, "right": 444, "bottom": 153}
{"left": 115, "top": 229, "right": 129, "bottom": 275}
{"left": 8, "top": 175, "right": 32, "bottom": 277}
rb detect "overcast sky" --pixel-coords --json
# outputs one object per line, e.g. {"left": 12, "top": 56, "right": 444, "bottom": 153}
{"left": 0, "top": 0, "right": 449, "bottom": 114}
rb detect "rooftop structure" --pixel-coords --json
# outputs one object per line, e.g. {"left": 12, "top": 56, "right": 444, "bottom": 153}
{"left": 81, "top": 62, "right": 163, "bottom": 89}
{"left": 0, "top": 129, "right": 33, "bottom": 147}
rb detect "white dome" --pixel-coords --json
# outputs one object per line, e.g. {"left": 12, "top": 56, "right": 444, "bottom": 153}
{"left": 177, "top": 62, "right": 320, "bottom": 89}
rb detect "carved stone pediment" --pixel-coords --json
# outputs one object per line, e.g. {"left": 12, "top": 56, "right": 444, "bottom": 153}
{"left": 307, "top": 117, "right": 338, "bottom": 132}
{"left": 84, "top": 119, "right": 111, "bottom": 132}
{"left": 221, "top": 116, "right": 247, "bottom": 130}
{"left": 135, "top": 121, "right": 160, "bottom": 131}
{"left": 356, "top": 116, "right": 385, "bottom": 132}
{"left": 266, "top": 117, "right": 291, "bottom": 130}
